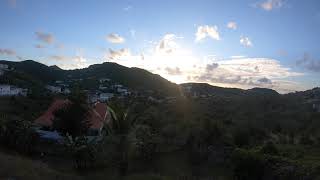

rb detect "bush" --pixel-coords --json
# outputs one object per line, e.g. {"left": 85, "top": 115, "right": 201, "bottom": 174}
{"left": 0, "top": 119, "right": 39, "bottom": 154}
{"left": 231, "top": 148, "right": 265, "bottom": 180}
{"left": 260, "top": 141, "right": 279, "bottom": 155}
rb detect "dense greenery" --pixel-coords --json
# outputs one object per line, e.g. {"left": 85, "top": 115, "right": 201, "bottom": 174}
{"left": 0, "top": 60, "right": 319, "bottom": 179}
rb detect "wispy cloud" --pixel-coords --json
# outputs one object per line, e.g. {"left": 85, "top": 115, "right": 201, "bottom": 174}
{"left": 107, "top": 48, "right": 131, "bottom": 60}
{"left": 165, "top": 67, "right": 182, "bottom": 75}
{"left": 257, "top": 0, "right": 284, "bottom": 11}
{"left": 34, "top": 44, "right": 46, "bottom": 49}
{"left": 240, "top": 36, "right": 253, "bottom": 47}
{"left": 35, "top": 31, "right": 55, "bottom": 44}
{"left": 50, "top": 55, "right": 68, "bottom": 61}
{"left": 50, "top": 55, "right": 89, "bottom": 69}
{"left": 130, "top": 29, "right": 136, "bottom": 39}
{"left": 123, "top": 5, "right": 132, "bottom": 11}
{"left": 0, "top": 48, "right": 16, "bottom": 56}
{"left": 296, "top": 53, "right": 320, "bottom": 72}
{"left": 195, "top": 25, "right": 220, "bottom": 42}
{"left": 106, "top": 33, "right": 125, "bottom": 44}
{"left": 227, "top": 21, "right": 237, "bottom": 30}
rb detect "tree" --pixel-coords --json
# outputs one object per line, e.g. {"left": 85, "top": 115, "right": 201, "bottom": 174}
{"left": 53, "top": 88, "right": 90, "bottom": 138}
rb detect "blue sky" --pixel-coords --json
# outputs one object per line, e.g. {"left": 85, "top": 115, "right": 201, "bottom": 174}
{"left": 0, "top": 0, "right": 319, "bottom": 93}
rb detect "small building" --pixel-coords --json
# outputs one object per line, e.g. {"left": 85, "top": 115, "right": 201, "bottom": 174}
{"left": 99, "top": 93, "right": 114, "bottom": 102}
{"left": 99, "top": 78, "right": 111, "bottom": 83}
{"left": 117, "top": 88, "right": 130, "bottom": 95}
{"left": 99, "top": 85, "right": 108, "bottom": 90}
{"left": 313, "top": 103, "right": 320, "bottom": 112}
{"left": 46, "top": 85, "right": 62, "bottom": 93}
{"left": 0, "top": 64, "right": 9, "bottom": 76}
{"left": 62, "top": 88, "right": 71, "bottom": 94}
{"left": 0, "top": 84, "right": 27, "bottom": 96}
{"left": 34, "top": 99, "right": 111, "bottom": 141}
{"left": 88, "top": 93, "right": 99, "bottom": 104}
{"left": 0, "top": 64, "right": 9, "bottom": 70}
{"left": 113, "top": 84, "right": 123, "bottom": 88}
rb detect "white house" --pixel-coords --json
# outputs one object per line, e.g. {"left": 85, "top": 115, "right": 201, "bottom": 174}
{"left": 0, "top": 64, "right": 9, "bottom": 76}
{"left": 0, "top": 64, "right": 9, "bottom": 70}
{"left": 313, "top": 103, "right": 320, "bottom": 112}
{"left": 99, "top": 78, "right": 110, "bottom": 83}
{"left": 117, "top": 88, "right": 130, "bottom": 95}
{"left": 99, "top": 93, "right": 114, "bottom": 102}
{"left": 46, "top": 85, "right": 62, "bottom": 93}
{"left": 0, "top": 84, "right": 27, "bottom": 96}
{"left": 113, "top": 84, "right": 123, "bottom": 88}
{"left": 99, "top": 85, "right": 108, "bottom": 90}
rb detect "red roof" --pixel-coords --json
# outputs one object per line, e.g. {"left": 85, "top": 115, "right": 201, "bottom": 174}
{"left": 35, "top": 99, "right": 108, "bottom": 130}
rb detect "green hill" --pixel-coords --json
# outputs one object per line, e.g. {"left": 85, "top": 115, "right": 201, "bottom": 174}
{"left": 0, "top": 60, "right": 180, "bottom": 96}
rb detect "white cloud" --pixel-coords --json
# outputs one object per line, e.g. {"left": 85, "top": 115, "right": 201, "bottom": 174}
{"left": 123, "top": 5, "right": 132, "bottom": 11}
{"left": 259, "top": 0, "right": 284, "bottom": 11}
{"left": 107, "top": 48, "right": 131, "bottom": 60}
{"left": 227, "top": 21, "right": 237, "bottom": 30}
{"left": 106, "top": 33, "right": 125, "bottom": 44}
{"left": 103, "top": 33, "right": 303, "bottom": 93}
{"left": 35, "top": 31, "right": 55, "bottom": 44}
{"left": 192, "top": 57, "right": 303, "bottom": 93}
{"left": 230, "top": 55, "right": 246, "bottom": 59}
{"left": 156, "top": 34, "right": 180, "bottom": 55}
{"left": 240, "top": 36, "right": 253, "bottom": 47}
{"left": 165, "top": 67, "right": 182, "bottom": 75}
{"left": 195, "top": 25, "right": 220, "bottom": 42}
{"left": 54, "top": 55, "right": 88, "bottom": 70}
{"left": 0, "top": 48, "right": 16, "bottom": 56}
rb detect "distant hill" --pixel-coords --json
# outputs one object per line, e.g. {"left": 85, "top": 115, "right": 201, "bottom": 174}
{"left": 0, "top": 60, "right": 180, "bottom": 96}
{"left": 180, "top": 83, "right": 280, "bottom": 98}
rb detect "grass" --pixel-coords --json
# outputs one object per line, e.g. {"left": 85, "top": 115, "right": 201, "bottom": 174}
{"left": 0, "top": 151, "right": 82, "bottom": 180}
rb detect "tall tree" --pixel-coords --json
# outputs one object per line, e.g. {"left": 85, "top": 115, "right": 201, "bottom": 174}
{"left": 53, "top": 88, "right": 90, "bottom": 138}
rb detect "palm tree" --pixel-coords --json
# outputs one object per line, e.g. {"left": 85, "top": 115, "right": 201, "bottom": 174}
{"left": 103, "top": 100, "right": 145, "bottom": 175}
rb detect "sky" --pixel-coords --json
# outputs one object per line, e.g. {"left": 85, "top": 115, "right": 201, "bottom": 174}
{"left": 0, "top": 0, "right": 319, "bottom": 93}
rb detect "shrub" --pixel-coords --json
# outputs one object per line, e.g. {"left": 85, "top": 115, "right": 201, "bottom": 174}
{"left": 260, "top": 141, "right": 279, "bottom": 155}
{"left": 231, "top": 148, "right": 265, "bottom": 180}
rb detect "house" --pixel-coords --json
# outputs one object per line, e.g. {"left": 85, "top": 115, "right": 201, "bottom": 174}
{"left": 99, "top": 85, "right": 108, "bottom": 90}
{"left": 46, "top": 85, "right": 62, "bottom": 93}
{"left": 0, "top": 84, "right": 27, "bottom": 96}
{"left": 313, "top": 103, "right": 320, "bottom": 112}
{"left": 117, "top": 88, "right": 130, "bottom": 95}
{"left": 62, "top": 87, "right": 71, "bottom": 94}
{"left": 88, "top": 93, "right": 99, "bottom": 103}
{"left": 99, "top": 78, "right": 111, "bottom": 83}
{"left": 99, "top": 93, "right": 114, "bottom": 101}
{"left": 0, "top": 64, "right": 9, "bottom": 69}
{"left": 0, "top": 64, "right": 9, "bottom": 75}
{"left": 113, "top": 84, "right": 123, "bottom": 88}
{"left": 34, "top": 99, "right": 111, "bottom": 141}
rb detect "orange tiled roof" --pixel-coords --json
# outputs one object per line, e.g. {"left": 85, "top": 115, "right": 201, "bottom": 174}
{"left": 35, "top": 99, "right": 108, "bottom": 130}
